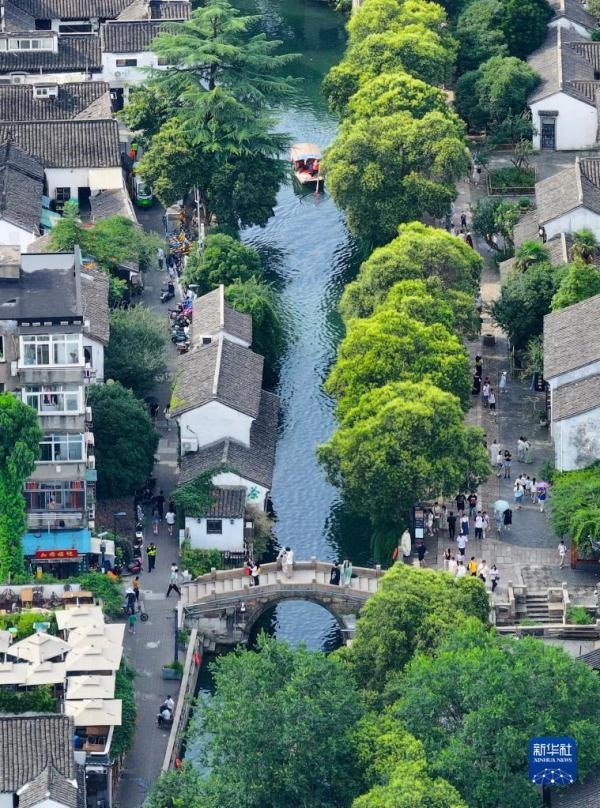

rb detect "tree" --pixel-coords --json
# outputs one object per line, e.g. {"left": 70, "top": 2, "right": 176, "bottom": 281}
{"left": 146, "top": 767, "right": 207, "bottom": 808}
{"left": 325, "top": 112, "right": 470, "bottom": 245}
{"left": 455, "top": 56, "right": 539, "bottom": 131}
{"left": 396, "top": 620, "right": 600, "bottom": 807}
{"left": 0, "top": 394, "right": 42, "bottom": 580}
{"left": 501, "top": 0, "right": 553, "bottom": 59}
{"left": 340, "top": 563, "right": 489, "bottom": 698}
{"left": 551, "top": 261, "right": 600, "bottom": 310}
{"left": 572, "top": 228, "right": 598, "bottom": 263}
{"left": 352, "top": 713, "right": 468, "bottom": 808}
{"left": 340, "top": 222, "right": 482, "bottom": 320}
{"left": 193, "top": 635, "right": 364, "bottom": 807}
{"left": 225, "top": 277, "right": 284, "bottom": 380}
{"left": 455, "top": 0, "right": 507, "bottom": 73}
{"left": 492, "top": 261, "right": 563, "bottom": 352}
{"left": 322, "top": 61, "right": 361, "bottom": 116}
{"left": 589, "top": 0, "right": 600, "bottom": 19}
{"left": 87, "top": 382, "right": 158, "bottom": 498}
{"left": 347, "top": 0, "right": 451, "bottom": 46}
{"left": 182, "top": 234, "right": 262, "bottom": 295}
{"left": 105, "top": 306, "right": 168, "bottom": 399}
{"left": 318, "top": 381, "right": 490, "bottom": 531}
{"left": 549, "top": 464, "right": 600, "bottom": 553}
{"left": 471, "top": 197, "right": 520, "bottom": 249}
{"left": 347, "top": 71, "right": 453, "bottom": 121}
{"left": 325, "top": 311, "right": 471, "bottom": 416}
{"left": 514, "top": 240, "right": 549, "bottom": 271}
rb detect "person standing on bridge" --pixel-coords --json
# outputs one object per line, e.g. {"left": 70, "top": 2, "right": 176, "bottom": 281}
{"left": 251, "top": 561, "right": 261, "bottom": 586}
{"left": 341, "top": 559, "right": 353, "bottom": 586}
{"left": 329, "top": 563, "right": 340, "bottom": 585}
{"left": 282, "top": 546, "right": 294, "bottom": 579}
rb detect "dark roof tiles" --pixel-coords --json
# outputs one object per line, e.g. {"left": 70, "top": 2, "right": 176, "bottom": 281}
{"left": 552, "top": 374, "right": 600, "bottom": 421}
{"left": 10, "top": 0, "right": 133, "bottom": 19}
{"left": 192, "top": 286, "right": 252, "bottom": 346}
{"left": 101, "top": 20, "right": 163, "bottom": 52}
{"left": 0, "top": 34, "right": 102, "bottom": 74}
{"left": 81, "top": 266, "right": 110, "bottom": 345}
{"left": 0, "top": 82, "right": 111, "bottom": 121}
{"left": 202, "top": 486, "right": 246, "bottom": 518}
{"left": 0, "top": 141, "right": 44, "bottom": 233}
{"left": 0, "top": 120, "right": 121, "bottom": 168}
{"left": 544, "top": 293, "right": 600, "bottom": 378}
{"left": 0, "top": 714, "right": 75, "bottom": 792}
{"left": 18, "top": 765, "right": 78, "bottom": 808}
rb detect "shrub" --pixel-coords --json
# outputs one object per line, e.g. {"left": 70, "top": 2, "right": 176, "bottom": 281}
{"left": 78, "top": 571, "right": 123, "bottom": 618}
{"left": 180, "top": 540, "right": 222, "bottom": 579}
{"left": 568, "top": 606, "right": 594, "bottom": 625}
{"left": 488, "top": 166, "right": 535, "bottom": 192}
{"left": 111, "top": 661, "right": 137, "bottom": 758}
{"left": 0, "top": 685, "right": 57, "bottom": 714}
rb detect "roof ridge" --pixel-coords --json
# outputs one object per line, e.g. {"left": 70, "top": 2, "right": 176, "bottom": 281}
{"left": 575, "top": 156, "right": 583, "bottom": 202}
{"left": 212, "top": 335, "right": 223, "bottom": 398}
{"left": 558, "top": 25, "right": 564, "bottom": 90}
{"left": 218, "top": 283, "right": 225, "bottom": 330}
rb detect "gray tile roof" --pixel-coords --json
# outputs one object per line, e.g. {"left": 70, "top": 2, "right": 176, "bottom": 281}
{"left": 192, "top": 285, "right": 252, "bottom": 346}
{"left": 0, "top": 82, "right": 111, "bottom": 122}
{"left": 81, "top": 265, "right": 110, "bottom": 345}
{"left": 554, "top": 772, "right": 600, "bottom": 807}
{"left": 18, "top": 764, "right": 78, "bottom": 808}
{"left": 149, "top": 0, "right": 189, "bottom": 18}
{"left": 513, "top": 211, "right": 540, "bottom": 247}
{"left": 172, "top": 337, "right": 264, "bottom": 418}
{"left": 4, "top": 0, "right": 35, "bottom": 29}
{"left": 0, "top": 34, "right": 102, "bottom": 74}
{"left": 578, "top": 647, "right": 600, "bottom": 669}
{"left": 528, "top": 27, "right": 597, "bottom": 106}
{"left": 90, "top": 188, "right": 137, "bottom": 223}
{"left": 0, "top": 120, "right": 121, "bottom": 168}
{"left": 535, "top": 158, "right": 600, "bottom": 224}
{"left": 202, "top": 486, "right": 246, "bottom": 518}
{"left": 552, "top": 373, "right": 600, "bottom": 420}
{"left": 545, "top": 232, "right": 571, "bottom": 265}
{"left": 10, "top": 0, "right": 133, "bottom": 19}
{"left": 549, "top": 0, "right": 596, "bottom": 30}
{"left": 544, "top": 293, "right": 600, "bottom": 378}
{"left": 179, "top": 389, "right": 280, "bottom": 489}
{"left": 0, "top": 252, "right": 81, "bottom": 320}
{"left": 101, "top": 20, "right": 163, "bottom": 52}
{"left": 0, "top": 714, "right": 75, "bottom": 793}
{"left": 0, "top": 140, "right": 44, "bottom": 233}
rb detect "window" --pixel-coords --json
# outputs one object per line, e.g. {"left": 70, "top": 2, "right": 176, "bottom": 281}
{"left": 21, "top": 334, "right": 82, "bottom": 367}
{"left": 55, "top": 187, "right": 71, "bottom": 203}
{"left": 25, "top": 480, "right": 85, "bottom": 511}
{"left": 206, "top": 519, "right": 223, "bottom": 535}
{"left": 0, "top": 334, "right": 4, "bottom": 362}
{"left": 39, "top": 433, "right": 84, "bottom": 462}
{"left": 9, "top": 37, "right": 52, "bottom": 50}
{"left": 116, "top": 58, "right": 138, "bottom": 67}
{"left": 24, "top": 384, "right": 82, "bottom": 413}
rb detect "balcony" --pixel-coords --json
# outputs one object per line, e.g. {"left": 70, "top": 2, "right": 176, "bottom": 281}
{"left": 18, "top": 367, "right": 85, "bottom": 385}
{"left": 38, "top": 412, "right": 86, "bottom": 432}
{"left": 27, "top": 512, "right": 86, "bottom": 531}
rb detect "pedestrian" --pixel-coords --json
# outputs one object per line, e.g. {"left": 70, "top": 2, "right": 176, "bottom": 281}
{"left": 478, "top": 559, "right": 489, "bottom": 584}
{"left": 433, "top": 502, "right": 443, "bottom": 533}
{"left": 128, "top": 611, "right": 137, "bottom": 634}
{"left": 146, "top": 542, "right": 157, "bottom": 572}
{"left": 426, "top": 509, "right": 434, "bottom": 537}
{"left": 475, "top": 355, "right": 483, "bottom": 379}
{"left": 165, "top": 508, "right": 176, "bottom": 537}
{"left": 456, "top": 532, "right": 468, "bottom": 557}
{"left": 495, "top": 510, "right": 503, "bottom": 535}
{"left": 125, "top": 587, "right": 136, "bottom": 615}
{"left": 524, "top": 475, "right": 533, "bottom": 500}
{"left": 460, "top": 212, "right": 468, "bottom": 229}
{"left": 474, "top": 511, "right": 484, "bottom": 540}
{"left": 341, "top": 559, "right": 353, "bottom": 586}
{"left": 467, "top": 492, "right": 478, "bottom": 519}
{"left": 523, "top": 437, "right": 531, "bottom": 463}
{"left": 157, "top": 246, "right": 165, "bottom": 270}
{"left": 455, "top": 492, "right": 466, "bottom": 514}
{"left": 558, "top": 540, "right": 567, "bottom": 568}
{"left": 460, "top": 512, "right": 469, "bottom": 536}
{"left": 514, "top": 482, "right": 524, "bottom": 509}
{"left": 482, "top": 511, "right": 490, "bottom": 540}
{"left": 488, "top": 388, "right": 496, "bottom": 414}
{"left": 496, "top": 450, "right": 504, "bottom": 477}
{"left": 465, "top": 232, "right": 474, "bottom": 249}
{"left": 166, "top": 563, "right": 181, "bottom": 597}
{"left": 443, "top": 546, "right": 452, "bottom": 570}
{"left": 164, "top": 403, "right": 172, "bottom": 432}
{"left": 153, "top": 490, "right": 165, "bottom": 520}
{"left": 472, "top": 373, "right": 481, "bottom": 395}
{"left": 490, "top": 439, "right": 501, "bottom": 465}
{"left": 482, "top": 380, "right": 490, "bottom": 408}
{"left": 417, "top": 540, "right": 427, "bottom": 567}
{"left": 329, "top": 563, "right": 341, "bottom": 585}
{"left": 243, "top": 558, "right": 253, "bottom": 578}
{"left": 282, "top": 546, "right": 294, "bottom": 578}
{"left": 538, "top": 486, "right": 547, "bottom": 512}
{"left": 168, "top": 497, "right": 176, "bottom": 514}
{"left": 456, "top": 560, "right": 467, "bottom": 578}
{"left": 517, "top": 437, "right": 525, "bottom": 462}
{"left": 503, "top": 450, "right": 512, "bottom": 479}
{"left": 490, "top": 564, "right": 500, "bottom": 592}
{"left": 152, "top": 508, "right": 160, "bottom": 535}
{"left": 503, "top": 508, "right": 512, "bottom": 531}
{"left": 251, "top": 561, "right": 261, "bottom": 586}
{"left": 499, "top": 371, "right": 508, "bottom": 394}
{"left": 133, "top": 575, "right": 140, "bottom": 602}
{"left": 447, "top": 511, "right": 457, "bottom": 540}
{"left": 467, "top": 556, "right": 478, "bottom": 576}
{"left": 448, "top": 555, "right": 458, "bottom": 577}
{"left": 531, "top": 477, "right": 538, "bottom": 503}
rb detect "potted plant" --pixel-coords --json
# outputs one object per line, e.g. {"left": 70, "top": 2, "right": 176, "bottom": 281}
{"left": 177, "top": 629, "right": 190, "bottom": 651}
{"left": 161, "top": 660, "right": 184, "bottom": 680}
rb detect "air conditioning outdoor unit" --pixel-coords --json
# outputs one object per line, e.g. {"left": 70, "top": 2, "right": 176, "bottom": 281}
{"left": 87, "top": 455, "right": 96, "bottom": 469}
{"left": 181, "top": 438, "right": 198, "bottom": 454}
{"left": 10, "top": 361, "right": 18, "bottom": 377}
{"left": 85, "top": 406, "right": 93, "bottom": 421}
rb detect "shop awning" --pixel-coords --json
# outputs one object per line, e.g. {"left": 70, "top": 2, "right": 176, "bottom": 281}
{"left": 23, "top": 530, "right": 92, "bottom": 558}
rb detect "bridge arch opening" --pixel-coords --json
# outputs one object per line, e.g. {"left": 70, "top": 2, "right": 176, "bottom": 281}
{"left": 246, "top": 598, "right": 345, "bottom": 651}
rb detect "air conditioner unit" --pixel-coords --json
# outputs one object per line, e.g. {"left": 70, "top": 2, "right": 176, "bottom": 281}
{"left": 9, "top": 73, "right": 27, "bottom": 85}
{"left": 114, "top": 71, "right": 122, "bottom": 78}
{"left": 85, "top": 431, "right": 94, "bottom": 445}
{"left": 181, "top": 438, "right": 198, "bottom": 454}
{"left": 10, "top": 361, "right": 18, "bottom": 377}
{"left": 85, "top": 406, "right": 93, "bottom": 421}
{"left": 87, "top": 455, "right": 96, "bottom": 469}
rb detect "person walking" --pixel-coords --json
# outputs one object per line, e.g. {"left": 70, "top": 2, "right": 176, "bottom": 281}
{"left": 490, "top": 564, "right": 500, "bottom": 592}
{"left": 467, "top": 556, "right": 478, "bottom": 576}
{"left": 282, "top": 547, "right": 294, "bottom": 579}
{"left": 499, "top": 371, "right": 508, "bottom": 394}
{"left": 447, "top": 511, "right": 457, "bottom": 540}
{"left": 495, "top": 450, "right": 504, "bottom": 477}
{"left": 482, "top": 511, "right": 490, "bottom": 540}
{"left": 503, "top": 508, "right": 512, "bottom": 532}
{"left": 456, "top": 532, "right": 468, "bottom": 557}
{"left": 166, "top": 563, "right": 181, "bottom": 598}
{"left": 426, "top": 509, "right": 434, "bottom": 537}
{"left": 455, "top": 492, "right": 466, "bottom": 514}
{"left": 460, "top": 512, "right": 469, "bottom": 537}
{"left": 538, "top": 486, "right": 547, "bottom": 513}
{"left": 165, "top": 508, "right": 176, "bottom": 537}
{"left": 329, "top": 563, "right": 341, "bottom": 585}
{"left": 153, "top": 490, "right": 166, "bottom": 520}
{"left": 416, "top": 540, "right": 427, "bottom": 567}
{"left": 433, "top": 502, "right": 443, "bottom": 533}
{"left": 517, "top": 437, "right": 525, "bottom": 462}
{"left": 152, "top": 508, "right": 160, "bottom": 536}
{"left": 146, "top": 542, "right": 157, "bottom": 573}
{"left": 514, "top": 482, "right": 524, "bottom": 510}
{"left": 490, "top": 439, "right": 501, "bottom": 465}
{"left": 125, "top": 587, "right": 136, "bottom": 615}
{"left": 448, "top": 555, "right": 458, "bottom": 577}
{"left": 488, "top": 388, "right": 496, "bottom": 415}
{"left": 456, "top": 560, "right": 467, "bottom": 578}
{"left": 478, "top": 559, "right": 489, "bottom": 585}
{"left": 460, "top": 211, "right": 468, "bottom": 229}
{"left": 251, "top": 562, "right": 261, "bottom": 586}
{"left": 503, "top": 451, "right": 512, "bottom": 479}
{"left": 128, "top": 611, "right": 137, "bottom": 634}
{"left": 443, "top": 546, "right": 452, "bottom": 570}
{"left": 133, "top": 575, "right": 140, "bottom": 603}
{"left": 157, "top": 246, "right": 165, "bottom": 270}
{"left": 482, "top": 379, "right": 490, "bottom": 408}
{"left": 531, "top": 477, "right": 538, "bottom": 503}
{"left": 467, "top": 492, "right": 478, "bottom": 520}
{"left": 558, "top": 540, "right": 567, "bottom": 568}
{"left": 341, "top": 559, "right": 353, "bottom": 586}
{"left": 474, "top": 511, "right": 484, "bottom": 540}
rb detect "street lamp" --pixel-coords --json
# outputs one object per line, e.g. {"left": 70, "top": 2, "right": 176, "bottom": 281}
{"left": 113, "top": 511, "right": 126, "bottom": 540}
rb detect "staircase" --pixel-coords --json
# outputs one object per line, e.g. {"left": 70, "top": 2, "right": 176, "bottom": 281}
{"left": 515, "top": 593, "right": 554, "bottom": 623}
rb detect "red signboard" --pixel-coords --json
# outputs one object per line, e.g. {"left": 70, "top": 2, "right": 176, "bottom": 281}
{"left": 34, "top": 549, "right": 78, "bottom": 560}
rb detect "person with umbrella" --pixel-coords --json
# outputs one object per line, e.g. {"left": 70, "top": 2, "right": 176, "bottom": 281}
{"left": 493, "top": 500, "right": 509, "bottom": 536}
{"left": 537, "top": 481, "right": 550, "bottom": 512}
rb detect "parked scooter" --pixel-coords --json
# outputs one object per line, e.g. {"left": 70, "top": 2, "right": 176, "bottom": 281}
{"left": 160, "top": 282, "right": 175, "bottom": 303}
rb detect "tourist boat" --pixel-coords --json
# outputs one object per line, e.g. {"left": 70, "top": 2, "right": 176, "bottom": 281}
{"left": 290, "top": 143, "right": 324, "bottom": 188}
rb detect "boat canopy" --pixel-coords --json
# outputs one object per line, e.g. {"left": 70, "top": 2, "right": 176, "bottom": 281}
{"left": 291, "top": 142, "right": 322, "bottom": 162}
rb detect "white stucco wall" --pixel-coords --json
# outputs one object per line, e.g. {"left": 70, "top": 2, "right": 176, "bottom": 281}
{"left": 548, "top": 17, "right": 592, "bottom": 38}
{"left": 543, "top": 206, "right": 600, "bottom": 241}
{"left": 211, "top": 470, "right": 268, "bottom": 510}
{"left": 0, "top": 219, "right": 37, "bottom": 250}
{"left": 531, "top": 92, "right": 598, "bottom": 151}
{"left": 178, "top": 400, "right": 253, "bottom": 449}
{"left": 45, "top": 167, "right": 124, "bottom": 201}
{"left": 101, "top": 51, "right": 164, "bottom": 89}
{"left": 185, "top": 516, "right": 245, "bottom": 551}
{"left": 84, "top": 338, "right": 105, "bottom": 383}
{"left": 548, "top": 359, "right": 600, "bottom": 391}
{"left": 13, "top": 71, "right": 95, "bottom": 85}
{"left": 553, "top": 408, "right": 600, "bottom": 470}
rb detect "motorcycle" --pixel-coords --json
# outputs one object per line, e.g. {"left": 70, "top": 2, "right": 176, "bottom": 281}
{"left": 114, "top": 557, "right": 142, "bottom": 577}
{"left": 160, "top": 283, "right": 175, "bottom": 304}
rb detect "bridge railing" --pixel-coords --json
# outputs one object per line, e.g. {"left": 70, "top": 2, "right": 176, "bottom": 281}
{"left": 184, "top": 558, "right": 383, "bottom": 585}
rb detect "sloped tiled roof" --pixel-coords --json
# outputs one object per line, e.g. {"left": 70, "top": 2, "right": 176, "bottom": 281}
{"left": 544, "top": 293, "right": 600, "bottom": 378}
{"left": 0, "top": 82, "right": 111, "bottom": 121}
{"left": 0, "top": 120, "right": 121, "bottom": 167}
{"left": 179, "top": 390, "right": 280, "bottom": 489}
{"left": 10, "top": 0, "right": 133, "bottom": 19}
{"left": 81, "top": 266, "right": 110, "bottom": 345}
{"left": 202, "top": 486, "right": 246, "bottom": 518}
{"left": 0, "top": 714, "right": 75, "bottom": 792}
{"left": 149, "top": 0, "right": 189, "bottom": 18}
{"left": 172, "top": 337, "right": 264, "bottom": 418}
{"left": 0, "top": 141, "right": 43, "bottom": 233}
{"left": 18, "top": 765, "right": 77, "bottom": 808}
{"left": 554, "top": 772, "right": 600, "bottom": 807}
{"left": 535, "top": 158, "right": 600, "bottom": 224}
{"left": 90, "top": 188, "right": 137, "bottom": 223}
{"left": 549, "top": 0, "right": 596, "bottom": 30}
{"left": 101, "top": 19, "right": 163, "bottom": 52}
{"left": 513, "top": 211, "right": 540, "bottom": 247}
{"left": 192, "top": 285, "right": 253, "bottom": 346}
{"left": 0, "top": 34, "right": 102, "bottom": 74}
{"left": 552, "top": 373, "right": 600, "bottom": 420}
{"left": 3, "top": 0, "right": 35, "bottom": 29}
{"left": 528, "top": 27, "right": 598, "bottom": 106}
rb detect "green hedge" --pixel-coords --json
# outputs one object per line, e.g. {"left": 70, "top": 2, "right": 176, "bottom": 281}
{"left": 78, "top": 572, "right": 123, "bottom": 618}
{"left": 111, "top": 661, "right": 137, "bottom": 759}
{"left": 488, "top": 166, "right": 535, "bottom": 192}
{"left": 0, "top": 685, "right": 57, "bottom": 713}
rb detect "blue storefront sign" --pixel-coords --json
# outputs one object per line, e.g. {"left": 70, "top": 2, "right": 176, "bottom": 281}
{"left": 528, "top": 736, "right": 577, "bottom": 786}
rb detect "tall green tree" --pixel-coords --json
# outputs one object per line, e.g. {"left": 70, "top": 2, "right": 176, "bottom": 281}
{"left": 340, "top": 222, "right": 482, "bottom": 320}
{"left": 501, "top": 0, "right": 553, "bottom": 59}
{"left": 105, "top": 306, "right": 168, "bottom": 399}
{"left": 347, "top": 0, "right": 451, "bottom": 46}
{"left": 318, "top": 381, "right": 489, "bottom": 530}
{"left": 325, "top": 112, "right": 469, "bottom": 245}
{"left": 455, "top": 0, "right": 507, "bottom": 72}
{"left": 87, "top": 383, "right": 158, "bottom": 498}
{"left": 396, "top": 620, "right": 600, "bottom": 808}
{"left": 325, "top": 311, "right": 471, "bottom": 416}
{"left": 551, "top": 261, "right": 600, "bottom": 310}
{"left": 182, "top": 234, "right": 263, "bottom": 294}
{"left": 347, "top": 71, "right": 453, "bottom": 121}
{"left": 0, "top": 395, "right": 42, "bottom": 580}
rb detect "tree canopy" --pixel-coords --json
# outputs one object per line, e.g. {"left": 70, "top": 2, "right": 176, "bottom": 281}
{"left": 318, "top": 381, "right": 489, "bottom": 530}
{"left": 87, "top": 382, "right": 158, "bottom": 498}
{"left": 500, "top": 0, "right": 553, "bottom": 60}
{"left": 551, "top": 260, "right": 600, "bottom": 310}
{"left": 347, "top": 71, "right": 451, "bottom": 121}
{"left": 105, "top": 306, "right": 168, "bottom": 399}
{"left": 455, "top": 0, "right": 507, "bottom": 72}
{"left": 340, "top": 222, "right": 482, "bottom": 320}
{"left": 0, "top": 394, "right": 42, "bottom": 579}
{"left": 182, "top": 234, "right": 263, "bottom": 295}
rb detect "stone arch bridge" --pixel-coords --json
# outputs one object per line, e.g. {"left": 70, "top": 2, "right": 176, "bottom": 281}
{"left": 179, "top": 559, "right": 383, "bottom": 648}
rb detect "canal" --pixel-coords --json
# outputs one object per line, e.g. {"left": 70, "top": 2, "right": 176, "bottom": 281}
{"left": 237, "top": 0, "right": 373, "bottom": 649}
